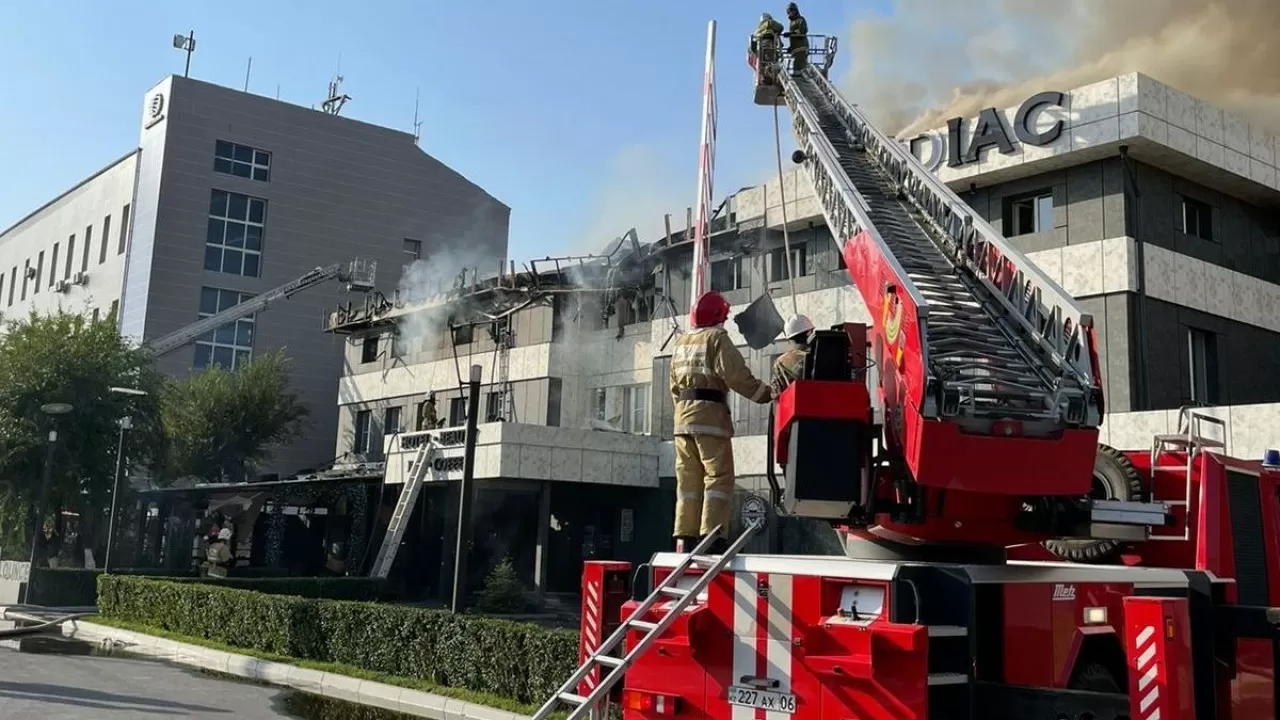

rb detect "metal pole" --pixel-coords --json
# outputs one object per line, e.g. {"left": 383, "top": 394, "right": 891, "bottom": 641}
{"left": 184, "top": 31, "right": 194, "bottom": 78}
{"left": 22, "top": 429, "right": 57, "bottom": 604}
{"left": 104, "top": 417, "right": 132, "bottom": 573}
{"left": 450, "top": 364, "right": 483, "bottom": 613}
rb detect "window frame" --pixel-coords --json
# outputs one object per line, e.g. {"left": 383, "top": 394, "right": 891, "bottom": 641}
{"left": 384, "top": 406, "right": 402, "bottom": 435}
{"left": 710, "top": 256, "right": 745, "bottom": 292}
{"left": 1005, "top": 190, "right": 1054, "bottom": 237}
{"left": 214, "top": 140, "right": 272, "bottom": 182}
{"left": 361, "top": 336, "right": 380, "bottom": 364}
{"left": 769, "top": 244, "right": 808, "bottom": 282}
{"left": 1180, "top": 195, "right": 1215, "bottom": 242}
{"left": 353, "top": 410, "right": 372, "bottom": 454}
{"left": 403, "top": 238, "right": 422, "bottom": 262}
{"left": 1187, "top": 327, "right": 1220, "bottom": 405}
{"left": 194, "top": 286, "right": 256, "bottom": 371}
{"left": 206, "top": 189, "right": 266, "bottom": 278}
{"left": 449, "top": 396, "right": 468, "bottom": 426}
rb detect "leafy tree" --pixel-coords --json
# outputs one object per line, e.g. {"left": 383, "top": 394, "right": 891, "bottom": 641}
{"left": 161, "top": 349, "right": 310, "bottom": 483}
{"left": 477, "top": 555, "right": 526, "bottom": 614}
{"left": 0, "top": 311, "right": 165, "bottom": 561}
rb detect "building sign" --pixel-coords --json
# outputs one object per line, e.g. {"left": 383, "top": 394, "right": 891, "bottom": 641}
{"left": 144, "top": 91, "right": 167, "bottom": 130}
{"left": 904, "top": 91, "right": 1066, "bottom": 171}
{"left": 398, "top": 428, "right": 472, "bottom": 452}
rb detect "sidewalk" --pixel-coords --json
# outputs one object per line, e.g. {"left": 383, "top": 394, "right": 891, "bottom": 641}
{"left": 60, "top": 618, "right": 531, "bottom": 720}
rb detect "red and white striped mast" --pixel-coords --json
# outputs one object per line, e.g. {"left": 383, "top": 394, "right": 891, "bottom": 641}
{"left": 689, "top": 20, "right": 718, "bottom": 312}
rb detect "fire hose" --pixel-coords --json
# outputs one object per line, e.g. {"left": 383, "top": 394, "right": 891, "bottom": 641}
{"left": 0, "top": 604, "right": 94, "bottom": 639}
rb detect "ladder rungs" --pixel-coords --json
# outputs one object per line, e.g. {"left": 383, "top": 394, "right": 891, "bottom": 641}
{"left": 559, "top": 692, "right": 588, "bottom": 705}
{"left": 593, "top": 654, "right": 623, "bottom": 667}
{"left": 629, "top": 619, "right": 659, "bottom": 632}
{"left": 661, "top": 586, "right": 690, "bottom": 598}
{"left": 691, "top": 556, "right": 716, "bottom": 568}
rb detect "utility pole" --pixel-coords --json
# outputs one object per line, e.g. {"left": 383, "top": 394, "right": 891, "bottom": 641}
{"left": 103, "top": 416, "right": 132, "bottom": 573}
{"left": 450, "top": 365, "right": 482, "bottom": 613}
{"left": 173, "top": 31, "right": 196, "bottom": 78}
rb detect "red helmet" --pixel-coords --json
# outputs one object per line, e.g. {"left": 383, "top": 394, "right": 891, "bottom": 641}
{"left": 691, "top": 291, "right": 731, "bottom": 328}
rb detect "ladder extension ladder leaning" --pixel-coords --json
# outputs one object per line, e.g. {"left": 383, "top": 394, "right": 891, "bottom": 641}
{"left": 1148, "top": 406, "right": 1227, "bottom": 543}
{"left": 531, "top": 520, "right": 764, "bottom": 720}
{"left": 370, "top": 436, "right": 439, "bottom": 578}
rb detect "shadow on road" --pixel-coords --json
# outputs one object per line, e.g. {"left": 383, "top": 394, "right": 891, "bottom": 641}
{"left": 0, "top": 680, "right": 228, "bottom": 714}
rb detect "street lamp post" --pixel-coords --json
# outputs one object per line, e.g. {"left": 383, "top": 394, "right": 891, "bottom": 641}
{"left": 104, "top": 387, "right": 147, "bottom": 574}
{"left": 22, "top": 402, "right": 74, "bottom": 604}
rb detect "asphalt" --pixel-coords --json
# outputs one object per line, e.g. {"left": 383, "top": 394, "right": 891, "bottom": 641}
{"left": 0, "top": 635, "right": 298, "bottom": 719}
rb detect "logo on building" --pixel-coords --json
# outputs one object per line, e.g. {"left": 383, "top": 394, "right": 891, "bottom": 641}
{"left": 145, "top": 92, "right": 167, "bottom": 129}
{"left": 1052, "top": 583, "right": 1076, "bottom": 602}
{"left": 902, "top": 90, "right": 1067, "bottom": 171}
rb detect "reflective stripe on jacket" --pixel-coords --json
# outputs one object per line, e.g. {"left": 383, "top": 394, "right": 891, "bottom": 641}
{"left": 670, "top": 326, "right": 770, "bottom": 437}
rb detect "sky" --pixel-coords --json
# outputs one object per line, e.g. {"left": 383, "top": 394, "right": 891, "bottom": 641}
{"left": 0, "top": 1, "right": 886, "bottom": 261}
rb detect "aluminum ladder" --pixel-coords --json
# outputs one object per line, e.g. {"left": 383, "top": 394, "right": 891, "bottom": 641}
{"left": 369, "top": 438, "right": 439, "bottom": 578}
{"left": 530, "top": 520, "right": 764, "bottom": 720}
{"left": 1148, "top": 406, "right": 1227, "bottom": 542}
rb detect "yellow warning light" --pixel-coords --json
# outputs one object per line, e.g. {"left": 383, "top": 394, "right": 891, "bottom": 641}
{"left": 1165, "top": 617, "right": 1175, "bottom": 640}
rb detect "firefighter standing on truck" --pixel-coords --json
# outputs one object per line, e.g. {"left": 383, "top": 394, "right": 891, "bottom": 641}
{"left": 750, "top": 12, "right": 784, "bottom": 63}
{"left": 783, "top": 2, "right": 809, "bottom": 73}
{"left": 672, "top": 291, "right": 773, "bottom": 555}
{"left": 771, "top": 314, "right": 815, "bottom": 395}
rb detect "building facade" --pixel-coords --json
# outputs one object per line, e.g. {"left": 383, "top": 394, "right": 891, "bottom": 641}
{"left": 0, "top": 74, "right": 510, "bottom": 476}
{"left": 333, "top": 72, "right": 1280, "bottom": 592}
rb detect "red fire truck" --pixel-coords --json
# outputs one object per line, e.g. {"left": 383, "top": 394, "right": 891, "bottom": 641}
{"left": 531, "top": 32, "right": 1280, "bottom": 720}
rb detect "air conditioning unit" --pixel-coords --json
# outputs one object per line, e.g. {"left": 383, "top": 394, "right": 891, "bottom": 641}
{"left": 54, "top": 280, "right": 69, "bottom": 293}
{"left": 24, "top": 267, "right": 36, "bottom": 280}
{"left": 72, "top": 271, "right": 88, "bottom": 286}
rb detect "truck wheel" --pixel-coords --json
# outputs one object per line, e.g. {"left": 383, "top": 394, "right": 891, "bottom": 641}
{"left": 1043, "top": 444, "right": 1146, "bottom": 563}
{"left": 1068, "top": 661, "right": 1122, "bottom": 694}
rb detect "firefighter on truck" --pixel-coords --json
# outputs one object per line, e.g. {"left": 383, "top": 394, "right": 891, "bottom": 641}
{"left": 770, "top": 314, "right": 815, "bottom": 394}
{"left": 671, "top": 291, "right": 773, "bottom": 555}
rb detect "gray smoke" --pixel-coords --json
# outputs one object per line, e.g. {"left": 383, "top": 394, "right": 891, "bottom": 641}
{"left": 840, "top": 0, "right": 1280, "bottom": 137}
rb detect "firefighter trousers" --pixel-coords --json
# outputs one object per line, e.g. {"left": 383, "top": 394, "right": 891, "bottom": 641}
{"left": 674, "top": 434, "right": 735, "bottom": 538}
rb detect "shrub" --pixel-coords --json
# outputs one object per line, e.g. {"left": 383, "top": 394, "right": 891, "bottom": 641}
{"left": 476, "top": 556, "right": 526, "bottom": 614}
{"left": 28, "top": 567, "right": 195, "bottom": 607}
{"left": 98, "top": 575, "right": 580, "bottom": 703}
{"left": 170, "top": 576, "right": 386, "bottom": 602}
{"left": 26, "top": 568, "right": 381, "bottom": 607}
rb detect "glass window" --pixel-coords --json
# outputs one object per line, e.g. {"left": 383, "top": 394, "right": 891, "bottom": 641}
{"left": 118, "top": 204, "right": 130, "bottom": 255}
{"left": 361, "top": 336, "right": 379, "bottom": 363}
{"left": 193, "top": 286, "right": 256, "bottom": 370}
{"left": 711, "top": 257, "right": 744, "bottom": 292}
{"left": 449, "top": 397, "right": 468, "bottom": 426}
{"left": 624, "top": 385, "right": 649, "bottom": 434}
{"left": 1180, "top": 195, "right": 1214, "bottom": 241}
{"left": 214, "top": 140, "right": 271, "bottom": 182}
{"left": 770, "top": 245, "right": 808, "bottom": 282}
{"left": 384, "top": 407, "right": 402, "bottom": 435}
{"left": 1188, "top": 328, "right": 1220, "bottom": 405}
{"left": 206, "top": 189, "right": 265, "bottom": 277}
{"left": 404, "top": 238, "right": 422, "bottom": 261}
{"left": 1005, "top": 190, "right": 1054, "bottom": 236}
{"left": 353, "top": 410, "right": 372, "bottom": 454}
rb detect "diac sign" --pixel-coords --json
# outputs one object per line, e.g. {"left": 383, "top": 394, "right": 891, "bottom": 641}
{"left": 903, "top": 91, "right": 1067, "bottom": 171}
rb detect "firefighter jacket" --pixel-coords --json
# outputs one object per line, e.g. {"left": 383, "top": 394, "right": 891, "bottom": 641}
{"left": 771, "top": 346, "right": 808, "bottom": 395}
{"left": 671, "top": 326, "right": 771, "bottom": 438}
{"left": 788, "top": 14, "right": 809, "bottom": 49}
{"left": 755, "top": 18, "right": 783, "bottom": 41}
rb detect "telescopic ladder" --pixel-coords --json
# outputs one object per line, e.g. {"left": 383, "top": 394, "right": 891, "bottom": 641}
{"left": 530, "top": 520, "right": 764, "bottom": 720}
{"left": 370, "top": 437, "right": 439, "bottom": 578}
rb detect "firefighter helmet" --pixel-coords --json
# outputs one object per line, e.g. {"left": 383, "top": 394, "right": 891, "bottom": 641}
{"left": 761, "top": 12, "right": 773, "bottom": 22}
{"left": 782, "top": 314, "right": 815, "bottom": 342}
{"left": 691, "top": 291, "right": 731, "bottom": 328}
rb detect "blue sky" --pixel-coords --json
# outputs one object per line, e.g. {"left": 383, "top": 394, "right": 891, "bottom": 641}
{"left": 0, "top": 1, "right": 897, "bottom": 260}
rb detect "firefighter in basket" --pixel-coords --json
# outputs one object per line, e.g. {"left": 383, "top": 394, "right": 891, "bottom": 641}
{"left": 671, "top": 291, "right": 773, "bottom": 554}
{"left": 771, "top": 314, "right": 815, "bottom": 395}
{"left": 783, "top": 2, "right": 809, "bottom": 73}
{"left": 749, "top": 12, "right": 784, "bottom": 71}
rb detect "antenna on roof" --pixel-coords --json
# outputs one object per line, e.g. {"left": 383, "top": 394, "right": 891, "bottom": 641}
{"left": 322, "top": 52, "right": 351, "bottom": 116}
{"left": 412, "top": 87, "right": 422, "bottom": 146}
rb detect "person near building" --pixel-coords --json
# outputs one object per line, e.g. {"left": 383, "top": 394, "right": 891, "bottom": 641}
{"left": 672, "top": 291, "right": 773, "bottom": 554}
{"left": 782, "top": 2, "right": 809, "bottom": 73}
{"left": 749, "top": 12, "right": 784, "bottom": 65}
{"left": 205, "top": 528, "right": 234, "bottom": 579}
{"left": 771, "top": 314, "right": 815, "bottom": 394}
{"left": 418, "top": 392, "right": 439, "bottom": 430}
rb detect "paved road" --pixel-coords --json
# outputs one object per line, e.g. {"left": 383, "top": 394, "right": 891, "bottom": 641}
{"left": 0, "top": 635, "right": 300, "bottom": 719}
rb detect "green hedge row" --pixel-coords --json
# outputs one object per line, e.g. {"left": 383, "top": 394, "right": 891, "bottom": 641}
{"left": 166, "top": 576, "right": 386, "bottom": 601}
{"left": 28, "top": 568, "right": 384, "bottom": 607}
{"left": 28, "top": 567, "right": 195, "bottom": 607}
{"left": 98, "top": 575, "right": 580, "bottom": 704}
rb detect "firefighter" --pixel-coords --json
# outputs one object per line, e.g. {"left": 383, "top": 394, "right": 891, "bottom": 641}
{"left": 750, "top": 12, "right": 784, "bottom": 64}
{"left": 672, "top": 291, "right": 773, "bottom": 554}
{"left": 771, "top": 314, "right": 815, "bottom": 394}
{"left": 782, "top": 2, "right": 809, "bottom": 73}
{"left": 205, "top": 528, "right": 234, "bottom": 578}
{"left": 418, "top": 392, "right": 439, "bottom": 430}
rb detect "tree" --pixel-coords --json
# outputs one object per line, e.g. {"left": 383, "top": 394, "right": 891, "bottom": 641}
{"left": 0, "top": 311, "right": 165, "bottom": 561}
{"left": 476, "top": 556, "right": 526, "bottom": 614}
{"left": 161, "top": 349, "right": 310, "bottom": 483}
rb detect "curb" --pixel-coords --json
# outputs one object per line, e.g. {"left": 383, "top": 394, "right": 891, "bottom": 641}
{"left": 60, "top": 619, "right": 531, "bottom": 720}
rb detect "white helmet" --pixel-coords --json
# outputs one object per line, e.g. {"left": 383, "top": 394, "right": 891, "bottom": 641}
{"left": 761, "top": 12, "right": 774, "bottom": 22}
{"left": 782, "top": 314, "right": 815, "bottom": 341}
{"left": 218, "top": 528, "right": 232, "bottom": 541}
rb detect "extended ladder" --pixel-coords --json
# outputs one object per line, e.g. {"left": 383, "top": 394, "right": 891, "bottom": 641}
{"left": 370, "top": 437, "right": 439, "bottom": 578}
{"left": 531, "top": 521, "right": 763, "bottom": 720}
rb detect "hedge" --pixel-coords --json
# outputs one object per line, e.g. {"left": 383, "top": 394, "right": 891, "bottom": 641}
{"left": 26, "top": 568, "right": 383, "bottom": 607}
{"left": 98, "top": 575, "right": 580, "bottom": 704}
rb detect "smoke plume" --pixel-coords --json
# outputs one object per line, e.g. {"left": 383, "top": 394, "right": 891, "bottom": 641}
{"left": 840, "top": 0, "right": 1280, "bottom": 137}
{"left": 576, "top": 144, "right": 693, "bottom": 252}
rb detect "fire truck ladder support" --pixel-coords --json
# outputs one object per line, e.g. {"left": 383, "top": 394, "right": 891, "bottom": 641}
{"left": 777, "top": 64, "right": 1100, "bottom": 429}
{"left": 531, "top": 521, "right": 764, "bottom": 720}
{"left": 369, "top": 438, "right": 439, "bottom": 579}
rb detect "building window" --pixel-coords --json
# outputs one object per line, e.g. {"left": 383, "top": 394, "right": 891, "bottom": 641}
{"left": 206, "top": 189, "right": 265, "bottom": 278}
{"left": 118, "top": 204, "right": 130, "bottom": 255}
{"left": 361, "top": 336, "right": 380, "bottom": 364}
{"left": 353, "top": 410, "right": 372, "bottom": 454}
{"left": 99, "top": 214, "right": 112, "bottom": 264}
{"left": 452, "top": 324, "right": 473, "bottom": 345}
{"left": 1181, "top": 195, "right": 1214, "bottom": 241}
{"left": 65, "top": 234, "right": 75, "bottom": 279}
{"left": 33, "top": 252, "right": 43, "bottom": 295}
{"left": 194, "top": 287, "right": 255, "bottom": 370}
{"left": 404, "top": 239, "right": 422, "bottom": 261}
{"left": 109, "top": 299, "right": 118, "bottom": 320}
{"left": 547, "top": 378, "right": 563, "bottom": 427}
{"left": 384, "top": 406, "right": 402, "bottom": 435}
{"left": 1005, "top": 190, "right": 1054, "bottom": 236}
{"left": 7, "top": 267, "right": 15, "bottom": 306}
{"left": 623, "top": 384, "right": 649, "bottom": 434}
{"left": 769, "top": 245, "right": 807, "bottom": 282}
{"left": 81, "top": 225, "right": 92, "bottom": 272}
{"left": 49, "top": 243, "right": 59, "bottom": 287}
{"left": 1188, "top": 328, "right": 1220, "bottom": 405}
{"left": 449, "top": 397, "right": 468, "bottom": 426}
{"left": 391, "top": 331, "right": 410, "bottom": 358}
{"left": 485, "top": 391, "right": 503, "bottom": 422}
{"left": 214, "top": 140, "right": 272, "bottom": 182}
{"left": 711, "top": 257, "right": 745, "bottom": 292}
{"left": 591, "top": 387, "right": 607, "bottom": 422}
{"left": 91, "top": 307, "right": 100, "bottom": 323}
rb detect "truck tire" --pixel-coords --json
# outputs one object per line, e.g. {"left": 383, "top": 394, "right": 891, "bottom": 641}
{"left": 1043, "top": 444, "right": 1146, "bottom": 563}
{"left": 1069, "top": 660, "right": 1123, "bottom": 694}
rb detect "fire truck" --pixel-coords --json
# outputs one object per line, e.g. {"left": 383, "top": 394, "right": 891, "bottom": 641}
{"left": 531, "top": 31, "right": 1280, "bottom": 720}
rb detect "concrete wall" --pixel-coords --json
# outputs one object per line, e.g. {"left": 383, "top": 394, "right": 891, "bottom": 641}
{"left": 127, "top": 75, "right": 508, "bottom": 475}
{"left": 0, "top": 152, "right": 137, "bottom": 323}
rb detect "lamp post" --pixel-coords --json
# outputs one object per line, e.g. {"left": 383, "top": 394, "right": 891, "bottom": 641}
{"left": 450, "top": 364, "right": 482, "bottom": 613}
{"left": 105, "top": 387, "right": 147, "bottom": 573}
{"left": 23, "top": 402, "right": 74, "bottom": 604}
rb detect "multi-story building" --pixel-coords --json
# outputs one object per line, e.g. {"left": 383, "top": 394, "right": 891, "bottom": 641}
{"left": 332, "top": 71, "right": 1280, "bottom": 596}
{"left": 0, "top": 74, "right": 509, "bottom": 475}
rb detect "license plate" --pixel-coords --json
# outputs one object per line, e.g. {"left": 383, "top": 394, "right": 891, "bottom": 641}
{"left": 728, "top": 686, "right": 797, "bottom": 714}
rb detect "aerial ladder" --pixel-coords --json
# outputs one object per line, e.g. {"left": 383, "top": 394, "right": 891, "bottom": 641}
{"left": 145, "top": 258, "right": 376, "bottom": 358}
